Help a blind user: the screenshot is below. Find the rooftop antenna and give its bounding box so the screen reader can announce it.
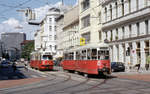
[46,0,49,5]
[62,0,64,5]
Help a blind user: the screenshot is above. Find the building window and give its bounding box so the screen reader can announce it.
[82,32,90,44]
[122,27,125,39]
[49,26,52,31]
[136,0,139,10]
[116,29,118,40]
[115,2,118,18]
[81,14,90,28]
[49,35,52,40]
[110,5,112,20]
[99,31,102,41]
[55,45,57,50]
[144,0,148,7]
[81,0,90,11]
[98,12,101,23]
[121,0,124,16]
[49,18,52,23]
[105,7,107,22]
[136,22,140,36]
[49,45,52,50]
[128,0,131,13]
[110,30,113,41]
[129,25,132,37]
[145,20,149,34]
[54,26,57,31]
[54,35,57,40]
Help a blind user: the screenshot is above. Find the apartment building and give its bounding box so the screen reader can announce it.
[63,5,80,52]
[34,30,42,51]
[1,32,26,60]
[55,15,64,58]
[102,0,150,68]
[79,0,102,46]
[38,7,63,56]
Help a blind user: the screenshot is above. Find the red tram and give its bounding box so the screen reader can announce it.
[61,45,111,76]
[30,52,54,70]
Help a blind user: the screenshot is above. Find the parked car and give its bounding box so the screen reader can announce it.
[111,62,125,72]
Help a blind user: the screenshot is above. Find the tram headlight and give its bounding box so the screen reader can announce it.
[97,61,101,66]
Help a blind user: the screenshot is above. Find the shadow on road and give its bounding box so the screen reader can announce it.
[0,66,28,81]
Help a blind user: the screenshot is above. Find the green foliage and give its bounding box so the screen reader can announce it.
[21,41,34,60]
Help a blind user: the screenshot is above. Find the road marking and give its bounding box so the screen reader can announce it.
[31,75,38,78]
[40,75,47,77]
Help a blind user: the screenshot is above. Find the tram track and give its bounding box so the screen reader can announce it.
[4,72,71,94]
[70,78,108,94]
[2,70,110,94]
[44,72,110,94]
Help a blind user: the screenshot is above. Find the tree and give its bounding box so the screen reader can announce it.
[21,41,34,60]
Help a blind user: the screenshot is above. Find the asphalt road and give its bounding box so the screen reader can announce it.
[0,63,46,80]
[0,66,150,94]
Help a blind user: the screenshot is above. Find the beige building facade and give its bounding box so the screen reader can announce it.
[79,0,102,45]
[62,5,80,52]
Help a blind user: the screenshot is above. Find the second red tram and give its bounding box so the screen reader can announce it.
[61,45,111,76]
[30,52,54,70]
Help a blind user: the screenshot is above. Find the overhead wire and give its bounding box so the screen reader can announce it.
[0,0,33,16]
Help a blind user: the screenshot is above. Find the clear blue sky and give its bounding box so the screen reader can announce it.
[0,0,77,22]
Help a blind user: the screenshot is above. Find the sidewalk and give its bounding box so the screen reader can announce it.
[112,69,150,82]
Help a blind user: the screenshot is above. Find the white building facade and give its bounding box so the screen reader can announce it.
[102,0,150,69]
[40,8,63,57]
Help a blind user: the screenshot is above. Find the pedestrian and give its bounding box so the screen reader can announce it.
[146,55,150,71]
[135,58,141,72]
[24,61,28,71]
[12,62,17,72]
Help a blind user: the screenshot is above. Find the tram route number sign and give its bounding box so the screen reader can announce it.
[80,37,85,46]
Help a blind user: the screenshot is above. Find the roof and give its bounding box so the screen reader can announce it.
[20,40,34,45]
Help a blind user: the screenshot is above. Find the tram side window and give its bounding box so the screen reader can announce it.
[87,49,91,60]
[91,49,97,60]
[69,53,74,60]
[76,52,81,60]
[81,50,86,60]
[98,50,109,60]
[105,51,109,60]
[64,54,68,60]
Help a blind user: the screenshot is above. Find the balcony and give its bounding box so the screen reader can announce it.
[103,6,150,30]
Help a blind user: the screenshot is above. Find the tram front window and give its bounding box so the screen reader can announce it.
[43,55,52,60]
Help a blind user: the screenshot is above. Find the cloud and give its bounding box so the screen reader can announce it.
[2,18,22,28]
[0,18,22,35]
[75,0,78,6]
[0,18,37,40]
[34,1,70,20]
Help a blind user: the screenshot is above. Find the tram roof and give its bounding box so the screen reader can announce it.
[66,42,109,53]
